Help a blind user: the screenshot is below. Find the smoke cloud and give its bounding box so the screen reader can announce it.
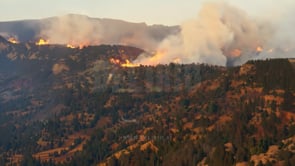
[134,2,294,66]
[36,2,295,66]
[40,15,102,47]
[39,14,177,51]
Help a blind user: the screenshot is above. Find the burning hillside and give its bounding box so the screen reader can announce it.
[132,2,295,66]
[1,3,295,67]
[109,58,140,68]
[0,15,178,52]
[8,37,19,44]
[35,38,49,45]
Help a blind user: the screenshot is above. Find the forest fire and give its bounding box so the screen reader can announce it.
[66,41,90,49]
[35,38,49,45]
[133,50,168,66]
[109,58,121,65]
[229,49,242,57]
[66,44,76,49]
[109,58,140,67]
[66,44,87,49]
[256,46,263,53]
[8,37,19,44]
[121,60,140,68]
[78,44,86,49]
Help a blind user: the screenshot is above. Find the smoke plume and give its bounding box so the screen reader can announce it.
[39,14,177,51]
[40,15,102,47]
[134,2,294,66]
[37,2,295,66]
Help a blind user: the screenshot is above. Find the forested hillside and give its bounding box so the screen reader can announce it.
[0,37,295,166]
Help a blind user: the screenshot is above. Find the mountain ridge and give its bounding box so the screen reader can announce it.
[0,14,179,49]
[0,34,295,165]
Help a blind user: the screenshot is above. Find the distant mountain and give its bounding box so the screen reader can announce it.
[0,14,179,50]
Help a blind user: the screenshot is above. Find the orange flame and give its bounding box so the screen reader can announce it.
[229,49,242,57]
[121,60,140,68]
[66,44,76,49]
[256,46,263,53]
[65,41,89,49]
[173,58,181,64]
[109,58,121,65]
[136,50,167,66]
[8,37,19,44]
[36,39,49,45]
[78,44,86,49]
[109,58,140,67]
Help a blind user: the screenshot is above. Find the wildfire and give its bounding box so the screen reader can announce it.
[229,49,242,57]
[136,50,168,66]
[109,58,140,68]
[66,44,76,49]
[256,46,263,53]
[65,41,90,49]
[121,60,140,68]
[8,37,19,44]
[173,58,181,64]
[78,44,86,49]
[109,58,121,65]
[36,39,49,45]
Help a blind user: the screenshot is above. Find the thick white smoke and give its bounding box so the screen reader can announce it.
[39,14,176,51]
[40,15,102,46]
[38,2,295,66]
[134,2,293,66]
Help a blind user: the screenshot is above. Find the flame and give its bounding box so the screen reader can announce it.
[66,41,91,49]
[173,58,181,64]
[78,44,86,49]
[256,46,263,53]
[66,44,76,49]
[109,58,121,65]
[36,39,49,45]
[229,49,242,57]
[8,37,19,44]
[109,58,140,67]
[121,60,140,68]
[136,50,167,66]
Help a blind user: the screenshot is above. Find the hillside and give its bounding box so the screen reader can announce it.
[0,14,179,50]
[0,37,295,166]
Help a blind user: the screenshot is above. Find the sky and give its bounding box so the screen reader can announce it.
[0,0,294,25]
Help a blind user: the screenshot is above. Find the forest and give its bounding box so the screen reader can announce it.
[0,38,295,165]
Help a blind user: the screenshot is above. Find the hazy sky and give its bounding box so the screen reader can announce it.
[0,0,294,25]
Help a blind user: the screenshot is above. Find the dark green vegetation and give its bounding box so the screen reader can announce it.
[0,36,295,166]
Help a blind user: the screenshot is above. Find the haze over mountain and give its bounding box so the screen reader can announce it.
[0,3,295,66]
[0,14,179,51]
[1,0,295,165]
[1,2,295,67]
